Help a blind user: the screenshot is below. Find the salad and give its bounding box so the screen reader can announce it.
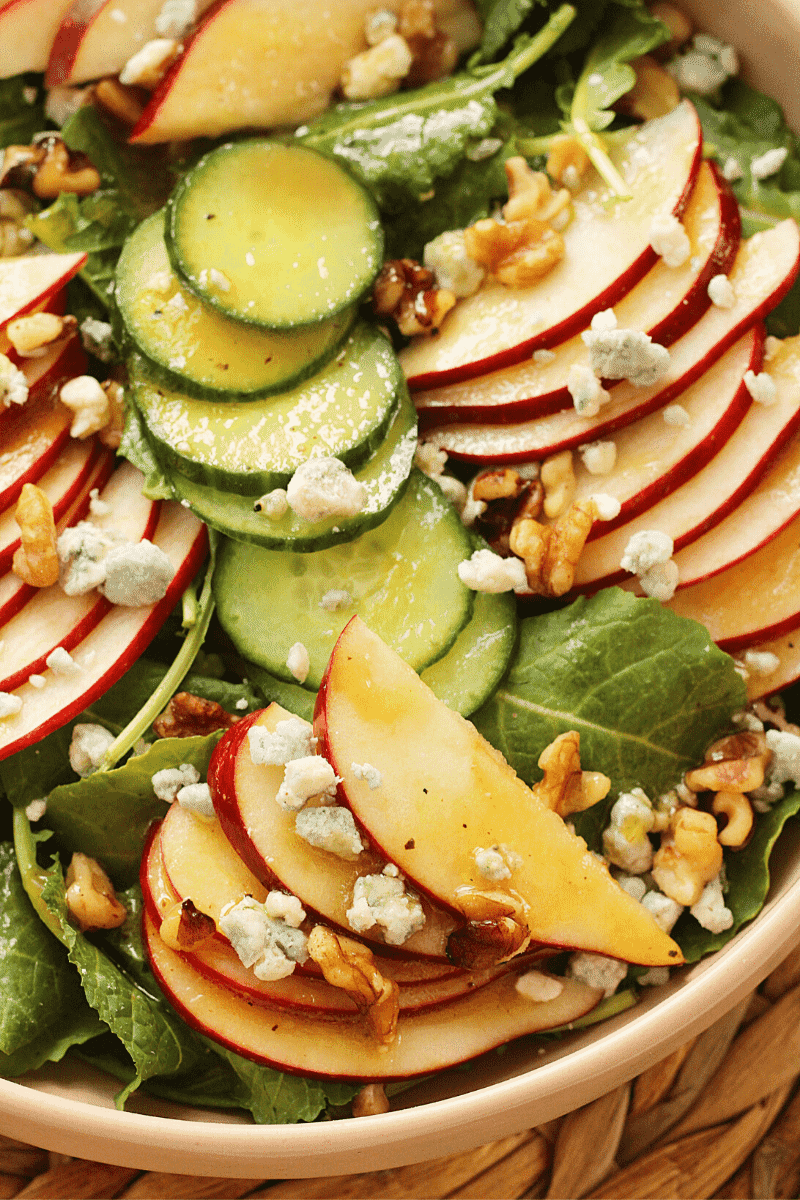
[2,0,800,1127]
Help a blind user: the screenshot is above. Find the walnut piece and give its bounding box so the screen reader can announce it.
[712,791,754,848]
[531,730,611,818]
[65,852,126,931]
[159,898,216,952]
[352,1084,390,1117]
[12,483,59,587]
[540,449,576,519]
[94,78,146,125]
[153,692,241,739]
[32,137,101,199]
[7,313,76,358]
[307,925,399,1045]
[372,258,455,336]
[546,134,590,187]
[651,807,723,906]
[98,380,126,449]
[618,55,681,121]
[684,731,772,793]
[509,497,597,597]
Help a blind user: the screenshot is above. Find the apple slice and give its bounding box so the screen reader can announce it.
[0,0,75,75]
[414,161,740,427]
[575,340,800,591]
[145,911,602,1081]
[424,218,800,463]
[565,327,759,539]
[0,333,88,513]
[0,446,114,627]
[742,632,800,702]
[208,705,459,961]
[0,495,206,760]
[317,618,683,967]
[0,253,86,329]
[398,104,702,390]
[46,0,217,86]
[130,0,482,144]
[0,462,159,693]
[665,507,800,653]
[143,820,497,1014]
[0,439,107,576]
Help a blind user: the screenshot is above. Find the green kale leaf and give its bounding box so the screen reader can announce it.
[0,74,46,148]
[0,842,104,1066]
[474,0,547,62]
[674,788,800,962]
[473,589,745,850]
[210,1046,358,1125]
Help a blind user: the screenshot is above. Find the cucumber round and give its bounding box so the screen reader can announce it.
[420,588,517,716]
[116,212,353,400]
[160,384,418,551]
[166,140,383,330]
[130,323,401,496]
[213,470,475,691]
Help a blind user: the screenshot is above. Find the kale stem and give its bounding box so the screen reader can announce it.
[13,808,66,944]
[570,115,632,200]
[502,4,577,79]
[95,535,217,774]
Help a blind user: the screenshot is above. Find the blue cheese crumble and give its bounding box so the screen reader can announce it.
[99,540,175,606]
[351,762,383,789]
[286,457,366,522]
[294,806,366,860]
[218,895,308,981]
[276,755,340,811]
[346,867,425,945]
[176,782,215,821]
[152,763,201,802]
[248,717,316,766]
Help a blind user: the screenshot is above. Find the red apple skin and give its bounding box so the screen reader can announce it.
[0,504,207,761]
[744,632,800,702]
[44,0,104,85]
[415,162,741,429]
[0,0,74,76]
[0,253,86,331]
[144,911,603,1082]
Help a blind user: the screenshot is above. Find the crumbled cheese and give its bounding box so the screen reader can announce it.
[764,336,783,362]
[533,348,556,365]
[707,274,735,308]
[473,844,512,881]
[0,693,22,719]
[732,709,766,732]
[765,729,800,786]
[235,697,249,711]
[218,896,308,981]
[295,806,366,860]
[457,548,528,593]
[744,369,778,405]
[567,364,611,417]
[351,762,383,789]
[437,474,468,509]
[423,230,485,298]
[28,674,46,689]
[590,493,622,522]
[119,38,179,88]
[286,457,366,522]
[0,354,28,407]
[590,309,618,332]
[44,84,92,126]
[254,488,289,520]
[602,788,655,873]
[152,763,200,802]
[690,874,733,933]
[98,540,175,606]
[45,647,82,677]
[751,146,789,180]
[414,441,448,478]
[176,781,215,821]
[88,488,111,517]
[319,588,352,612]
[25,799,47,822]
[79,317,115,363]
[743,649,780,675]
[615,873,648,902]
[722,156,743,181]
[649,212,691,267]
[365,9,398,44]
[276,755,340,811]
[347,870,425,945]
[57,521,123,595]
[465,137,503,162]
[60,376,110,439]
[639,967,671,986]
[69,723,114,777]
[621,530,674,576]
[663,403,691,427]
[208,267,231,292]
[148,270,172,293]
[581,327,670,388]
[154,0,196,38]
[263,891,305,927]
[286,641,310,684]
[340,33,413,101]
[567,951,628,998]
[641,890,683,932]
[579,440,616,475]
[667,49,729,95]
[515,971,564,1002]
[164,292,189,316]
[248,717,316,766]
[639,558,679,602]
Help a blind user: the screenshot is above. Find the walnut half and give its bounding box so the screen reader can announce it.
[307,926,399,1045]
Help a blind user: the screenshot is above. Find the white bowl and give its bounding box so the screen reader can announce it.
[5,0,800,1176]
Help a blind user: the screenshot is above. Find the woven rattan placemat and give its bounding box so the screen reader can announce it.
[5,940,800,1200]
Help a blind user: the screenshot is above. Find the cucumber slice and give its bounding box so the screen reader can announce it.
[420,589,517,716]
[160,385,418,552]
[130,323,401,496]
[166,140,383,330]
[213,470,475,691]
[116,212,353,400]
